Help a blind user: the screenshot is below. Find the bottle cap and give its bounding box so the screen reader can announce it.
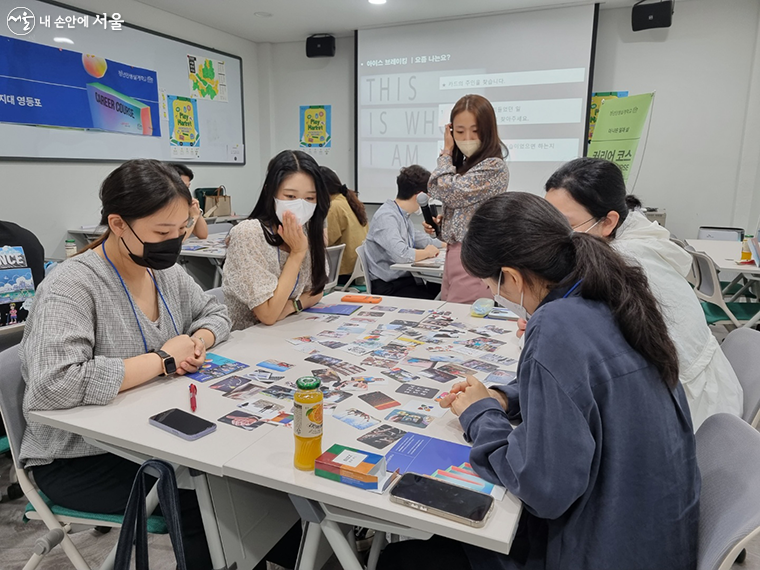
[296,376,321,390]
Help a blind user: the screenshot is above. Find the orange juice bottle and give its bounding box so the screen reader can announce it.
[742,238,752,261]
[293,376,323,470]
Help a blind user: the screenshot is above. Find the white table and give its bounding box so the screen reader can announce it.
[29,292,523,570]
[686,239,760,276]
[391,252,446,302]
[181,236,228,288]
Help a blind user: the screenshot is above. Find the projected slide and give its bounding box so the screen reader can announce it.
[0,36,160,136]
[356,5,596,203]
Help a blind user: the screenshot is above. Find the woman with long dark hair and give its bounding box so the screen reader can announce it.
[427,94,510,304]
[379,192,699,570]
[321,166,368,282]
[544,157,742,429]
[223,150,328,328]
[20,159,232,570]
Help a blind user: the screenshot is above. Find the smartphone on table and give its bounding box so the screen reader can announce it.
[389,473,494,528]
[149,408,216,441]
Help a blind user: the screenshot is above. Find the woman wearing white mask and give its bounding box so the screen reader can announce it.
[427,94,510,304]
[223,150,327,328]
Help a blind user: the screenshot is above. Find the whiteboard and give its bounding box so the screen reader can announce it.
[0,0,245,164]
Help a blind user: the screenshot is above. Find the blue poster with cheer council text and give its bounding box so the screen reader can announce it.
[0,35,160,136]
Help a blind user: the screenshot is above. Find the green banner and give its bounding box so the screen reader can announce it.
[587,93,653,182]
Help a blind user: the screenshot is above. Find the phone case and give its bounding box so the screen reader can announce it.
[148,418,217,441]
[389,493,493,528]
[341,295,383,304]
[389,475,494,528]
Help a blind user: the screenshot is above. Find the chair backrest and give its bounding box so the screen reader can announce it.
[697,413,760,570]
[325,244,346,293]
[697,227,744,241]
[206,222,233,235]
[0,345,27,470]
[355,244,371,295]
[207,287,225,304]
[721,327,760,427]
[691,251,722,302]
[670,239,699,287]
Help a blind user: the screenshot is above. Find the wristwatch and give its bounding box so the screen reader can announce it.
[293,298,304,313]
[152,349,177,376]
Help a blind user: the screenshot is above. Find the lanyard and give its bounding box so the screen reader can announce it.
[101,243,179,353]
[394,201,415,249]
[563,279,583,298]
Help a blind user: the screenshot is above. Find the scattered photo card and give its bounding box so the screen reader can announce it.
[461,359,500,373]
[418,367,458,384]
[371,346,409,362]
[398,308,425,315]
[359,391,401,410]
[337,324,366,335]
[288,336,318,345]
[320,387,353,405]
[187,354,249,382]
[333,408,381,430]
[373,306,398,312]
[349,317,378,324]
[257,359,295,373]
[396,384,439,399]
[331,361,366,376]
[262,385,297,401]
[390,319,421,328]
[359,311,385,318]
[223,384,264,402]
[455,337,506,353]
[319,340,347,350]
[485,370,517,385]
[306,354,342,367]
[451,345,487,358]
[218,410,264,431]
[381,368,421,384]
[335,376,388,392]
[237,398,284,419]
[385,409,433,429]
[481,353,518,366]
[264,411,294,427]
[312,368,343,385]
[403,357,436,369]
[434,391,450,403]
[209,375,250,394]
[400,399,448,418]
[361,355,399,369]
[318,329,350,339]
[436,363,475,378]
[305,314,341,323]
[357,425,407,450]
[430,355,464,363]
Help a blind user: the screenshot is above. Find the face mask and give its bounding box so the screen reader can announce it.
[584,219,602,234]
[122,222,182,270]
[456,139,481,158]
[493,271,531,321]
[275,198,317,226]
[413,206,422,216]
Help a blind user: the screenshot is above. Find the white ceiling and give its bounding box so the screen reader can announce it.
[135,0,642,44]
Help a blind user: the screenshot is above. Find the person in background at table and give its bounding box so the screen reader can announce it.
[364,165,442,299]
[322,166,368,284]
[170,163,209,240]
[20,159,232,570]
[223,150,328,329]
[427,94,510,304]
[379,192,699,570]
[543,157,742,430]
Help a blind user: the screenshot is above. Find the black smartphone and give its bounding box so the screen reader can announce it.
[149,408,216,440]
[389,473,494,527]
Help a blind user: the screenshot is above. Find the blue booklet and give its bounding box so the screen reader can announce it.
[305,303,361,316]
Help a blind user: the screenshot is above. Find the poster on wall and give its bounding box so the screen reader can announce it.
[588,91,628,143]
[0,36,160,136]
[587,93,653,183]
[168,95,200,159]
[188,55,228,102]
[299,105,332,156]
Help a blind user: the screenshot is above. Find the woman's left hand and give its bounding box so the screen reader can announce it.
[439,376,491,416]
[178,336,206,374]
[443,123,455,153]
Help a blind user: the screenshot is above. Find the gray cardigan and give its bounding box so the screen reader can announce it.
[20,249,231,467]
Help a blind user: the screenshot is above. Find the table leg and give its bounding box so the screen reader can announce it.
[211,259,223,288]
[366,531,387,570]
[319,519,364,570]
[721,274,744,296]
[191,471,228,570]
[295,522,322,570]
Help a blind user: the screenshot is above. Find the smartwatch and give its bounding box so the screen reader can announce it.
[293,298,304,313]
[152,349,177,376]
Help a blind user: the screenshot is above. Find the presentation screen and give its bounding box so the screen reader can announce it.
[356,4,597,203]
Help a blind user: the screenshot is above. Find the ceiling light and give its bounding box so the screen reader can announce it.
[254,11,273,17]
[53,37,74,44]
[369,0,387,4]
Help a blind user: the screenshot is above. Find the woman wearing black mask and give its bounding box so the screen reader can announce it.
[19,159,231,570]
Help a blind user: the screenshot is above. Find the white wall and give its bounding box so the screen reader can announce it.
[593,0,760,238]
[265,36,356,186]
[0,0,263,259]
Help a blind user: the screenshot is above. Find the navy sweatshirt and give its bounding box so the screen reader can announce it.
[458,286,700,570]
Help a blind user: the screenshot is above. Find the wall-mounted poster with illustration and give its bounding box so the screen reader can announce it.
[588,91,628,143]
[300,105,331,155]
[168,95,200,158]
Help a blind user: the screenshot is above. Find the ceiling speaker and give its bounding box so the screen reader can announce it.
[632,0,674,31]
[306,35,336,58]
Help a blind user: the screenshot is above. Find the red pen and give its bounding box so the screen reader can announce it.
[189,384,197,412]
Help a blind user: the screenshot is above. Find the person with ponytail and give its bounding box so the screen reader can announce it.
[379,192,699,570]
[544,157,742,430]
[321,166,368,282]
[20,159,232,570]
[223,150,328,328]
[427,94,510,304]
